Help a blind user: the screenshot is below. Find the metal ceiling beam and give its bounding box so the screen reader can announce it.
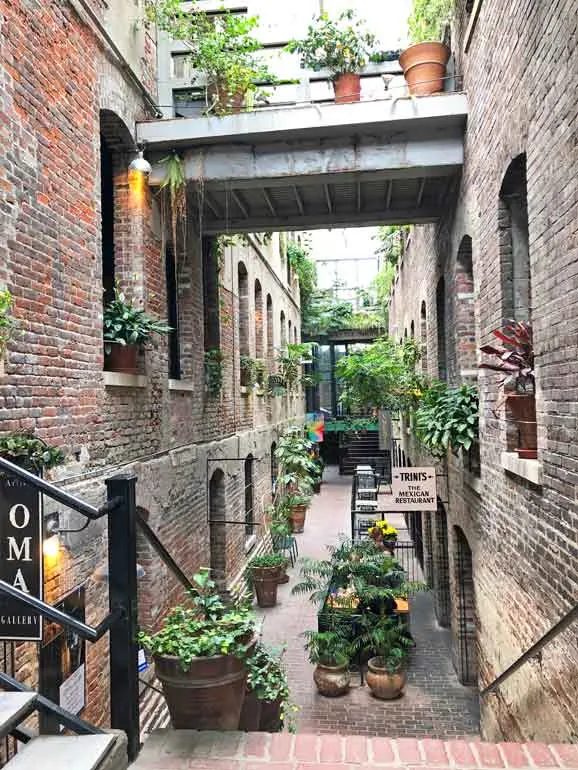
[324,184,333,213]
[293,186,304,215]
[204,193,222,219]
[385,180,393,208]
[416,178,426,208]
[262,188,277,216]
[231,190,249,218]
[356,182,362,212]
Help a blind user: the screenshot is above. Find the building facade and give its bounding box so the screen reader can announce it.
[0,0,302,736]
[388,0,578,743]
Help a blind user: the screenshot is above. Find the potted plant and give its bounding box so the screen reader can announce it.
[354,614,412,699]
[285,491,312,534]
[0,433,64,474]
[302,629,352,697]
[367,519,398,554]
[145,1,276,115]
[138,570,256,730]
[400,0,452,95]
[286,10,376,104]
[239,643,295,732]
[479,320,536,459]
[275,428,317,532]
[247,552,288,608]
[103,289,171,374]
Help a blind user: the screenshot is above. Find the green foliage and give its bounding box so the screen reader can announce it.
[408,0,454,43]
[302,290,354,337]
[287,240,317,311]
[0,433,65,471]
[249,552,288,570]
[138,570,255,669]
[336,336,424,414]
[275,427,317,493]
[0,288,15,358]
[245,643,298,732]
[286,9,376,77]
[103,289,171,346]
[374,225,409,268]
[240,356,266,390]
[415,382,479,457]
[352,614,412,673]
[204,348,224,396]
[276,343,314,392]
[302,629,352,667]
[144,0,276,115]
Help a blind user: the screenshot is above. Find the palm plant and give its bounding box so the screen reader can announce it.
[302,629,352,667]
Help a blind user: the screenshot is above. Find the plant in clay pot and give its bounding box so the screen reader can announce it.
[103,289,171,374]
[479,320,536,459]
[138,569,256,730]
[275,427,317,532]
[247,552,288,608]
[400,0,452,95]
[302,629,352,697]
[367,519,398,553]
[286,10,376,103]
[239,643,297,732]
[353,613,412,699]
[0,433,65,474]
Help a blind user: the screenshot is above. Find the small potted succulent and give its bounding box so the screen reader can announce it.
[302,629,352,697]
[479,320,536,459]
[247,552,288,608]
[400,0,452,95]
[138,570,256,730]
[286,10,376,104]
[239,643,295,732]
[354,614,412,700]
[103,289,171,374]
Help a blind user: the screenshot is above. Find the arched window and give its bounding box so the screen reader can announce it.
[499,154,530,322]
[436,277,447,380]
[452,526,477,685]
[288,319,292,345]
[238,262,249,357]
[280,310,286,347]
[410,321,415,338]
[209,469,226,591]
[266,294,274,361]
[270,442,278,496]
[244,455,254,538]
[254,279,263,359]
[455,235,476,377]
[420,301,428,373]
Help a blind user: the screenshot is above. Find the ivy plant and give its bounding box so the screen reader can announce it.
[0,288,15,359]
[408,0,454,43]
[0,433,65,471]
[276,343,314,392]
[240,356,266,390]
[204,348,224,396]
[245,643,298,732]
[414,382,479,457]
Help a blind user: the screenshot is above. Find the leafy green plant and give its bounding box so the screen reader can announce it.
[249,552,288,570]
[103,290,171,346]
[275,428,317,492]
[286,10,376,77]
[352,613,412,673]
[287,240,317,310]
[301,289,354,337]
[204,348,224,396]
[240,356,266,390]
[336,336,424,414]
[0,288,15,359]
[0,433,65,472]
[302,629,352,667]
[138,570,255,670]
[245,643,298,732]
[145,0,276,115]
[415,382,479,456]
[408,0,454,43]
[276,343,314,392]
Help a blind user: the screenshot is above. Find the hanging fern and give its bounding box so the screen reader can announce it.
[159,152,186,256]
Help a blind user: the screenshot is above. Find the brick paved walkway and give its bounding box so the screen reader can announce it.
[258,467,481,739]
[134,730,578,769]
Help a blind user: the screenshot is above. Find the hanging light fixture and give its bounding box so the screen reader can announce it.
[129,147,152,176]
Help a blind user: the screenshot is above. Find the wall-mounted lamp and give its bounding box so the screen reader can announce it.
[43,512,61,559]
[128,147,152,176]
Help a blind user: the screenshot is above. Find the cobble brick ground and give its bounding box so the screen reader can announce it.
[258,467,480,739]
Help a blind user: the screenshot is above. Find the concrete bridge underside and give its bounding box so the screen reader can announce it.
[137,93,468,233]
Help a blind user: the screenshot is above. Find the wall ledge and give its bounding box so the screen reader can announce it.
[168,379,194,392]
[103,371,147,388]
[501,451,542,485]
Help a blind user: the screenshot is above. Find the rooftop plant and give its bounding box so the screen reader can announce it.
[286,9,376,77]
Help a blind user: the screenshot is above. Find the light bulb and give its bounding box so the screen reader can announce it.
[128,149,152,175]
[43,534,60,560]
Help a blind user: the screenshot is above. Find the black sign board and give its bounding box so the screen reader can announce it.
[0,475,43,641]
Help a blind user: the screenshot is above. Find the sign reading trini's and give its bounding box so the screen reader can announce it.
[0,475,43,641]
[385,467,438,512]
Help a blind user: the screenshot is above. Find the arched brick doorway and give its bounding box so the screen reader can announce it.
[452,526,478,685]
[209,469,226,590]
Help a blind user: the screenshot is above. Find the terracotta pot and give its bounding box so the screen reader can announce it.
[104,342,138,374]
[333,73,361,103]
[154,651,248,730]
[366,657,406,700]
[252,565,282,608]
[207,82,245,114]
[289,504,307,533]
[399,42,450,96]
[259,698,283,732]
[506,393,537,458]
[313,662,350,697]
[238,689,262,731]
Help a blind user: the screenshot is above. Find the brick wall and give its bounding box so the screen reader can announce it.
[389,0,578,742]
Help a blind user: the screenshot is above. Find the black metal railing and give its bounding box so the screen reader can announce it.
[135,510,195,593]
[481,602,578,697]
[0,457,140,763]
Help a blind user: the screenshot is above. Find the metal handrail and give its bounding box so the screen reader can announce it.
[0,671,103,736]
[0,457,121,520]
[135,511,195,593]
[0,581,124,643]
[481,602,578,696]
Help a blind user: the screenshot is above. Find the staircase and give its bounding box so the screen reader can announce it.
[0,685,128,770]
[339,430,387,475]
[132,730,578,770]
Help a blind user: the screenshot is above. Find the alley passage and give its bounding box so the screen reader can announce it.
[259,467,480,739]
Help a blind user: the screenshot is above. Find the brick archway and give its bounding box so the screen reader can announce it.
[452,526,478,685]
[432,500,450,627]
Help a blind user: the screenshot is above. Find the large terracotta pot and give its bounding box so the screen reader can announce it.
[399,42,450,96]
[251,565,282,608]
[104,342,138,374]
[259,698,283,732]
[506,393,537,459]
[289,504,307,533]
[313,663,350,697]
[238,689,262,731]
[333,73,361,103]
[154,651,248,729]
[366,657,406,700]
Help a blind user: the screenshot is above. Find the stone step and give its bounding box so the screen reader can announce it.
[132,730,578,770]
[6,733,127,770]
[0,693,35,740]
